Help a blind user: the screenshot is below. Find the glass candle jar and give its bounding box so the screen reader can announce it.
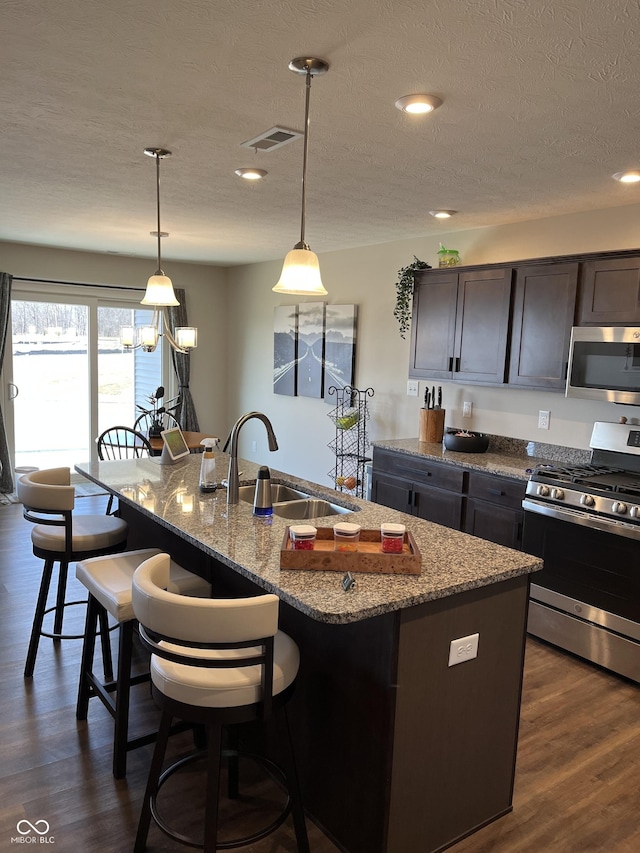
[380,522,406,554]
[289,524,317,551]
[333,522,361,552]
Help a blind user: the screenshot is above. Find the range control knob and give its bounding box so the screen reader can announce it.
[551,488,565,500]
[580,494,595,507]
[611,501,628,515]
[536,484,550,497]
[630,506,639,519]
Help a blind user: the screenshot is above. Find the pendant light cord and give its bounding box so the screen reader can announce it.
[298,66,312,249]
[155,152,163,275]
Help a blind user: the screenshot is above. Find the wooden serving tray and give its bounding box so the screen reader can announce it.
[280,527,422,575]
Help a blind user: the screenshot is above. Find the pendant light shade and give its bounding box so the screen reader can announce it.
[273,246,326,295]
[273,57,329,296]
[141,273,180,306]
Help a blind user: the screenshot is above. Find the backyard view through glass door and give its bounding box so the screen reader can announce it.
[11,298,161,470]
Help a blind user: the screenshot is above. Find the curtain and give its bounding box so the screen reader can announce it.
[167,288,200,431]
[0,272,14,493]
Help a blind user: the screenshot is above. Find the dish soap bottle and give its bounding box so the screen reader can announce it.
[199,439,217,492]
[253,466,273,516]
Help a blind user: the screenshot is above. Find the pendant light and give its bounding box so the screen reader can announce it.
[122,148,197,353]
[273,57,329,296]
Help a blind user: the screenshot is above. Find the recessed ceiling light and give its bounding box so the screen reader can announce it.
[612,170,640,183]
[395,94,442,114]
[235,167,268,180]
[429,210,457,219]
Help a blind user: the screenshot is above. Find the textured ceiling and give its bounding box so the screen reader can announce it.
[3,0,640,266]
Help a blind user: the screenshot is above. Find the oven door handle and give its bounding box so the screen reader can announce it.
[522,498,640,541]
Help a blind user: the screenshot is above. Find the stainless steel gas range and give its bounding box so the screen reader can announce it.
[522,422,640,683]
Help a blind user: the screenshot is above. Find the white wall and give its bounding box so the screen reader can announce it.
[226,203,640,486]
[0,241,229,439]
[3,199,640,489]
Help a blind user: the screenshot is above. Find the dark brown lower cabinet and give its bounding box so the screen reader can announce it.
[372,450,526,550]
[463,471,525,549]
[371,449,466,530]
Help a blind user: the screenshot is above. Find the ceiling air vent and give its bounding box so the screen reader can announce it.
[240,126,303,152]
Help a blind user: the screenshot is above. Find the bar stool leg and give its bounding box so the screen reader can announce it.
[76,594,100,720]
[113,620,135,779]
[203,724,223,853]
[24,558,55,678]
[277,706,310,853]
[134,709,174,853]
[97,607,113,681]
[53,560,69,637]
[226,725,239,799]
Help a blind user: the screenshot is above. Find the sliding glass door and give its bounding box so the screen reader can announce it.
[4,282,166,473]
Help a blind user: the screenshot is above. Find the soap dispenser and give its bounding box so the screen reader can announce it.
[253,466,273,516]
[199,439,217,492]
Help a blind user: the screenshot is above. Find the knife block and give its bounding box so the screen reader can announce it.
[419,408,445,443]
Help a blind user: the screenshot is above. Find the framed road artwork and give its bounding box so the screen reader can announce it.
[324,304,357,402]
[273,305,298,396]
[297,302,326,398]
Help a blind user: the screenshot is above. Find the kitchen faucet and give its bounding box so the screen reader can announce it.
[226,411,278,504]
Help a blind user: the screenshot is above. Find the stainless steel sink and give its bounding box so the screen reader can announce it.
[272,498,355,519]
[238,482,358,519]
[238,484,310,503]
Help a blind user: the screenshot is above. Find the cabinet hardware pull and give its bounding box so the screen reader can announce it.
[448,356,454,372]
[454,357,460,373]
[488,488,504,496]
[563,361,568,379]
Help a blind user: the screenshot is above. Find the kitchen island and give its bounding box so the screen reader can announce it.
[76,454,541,853]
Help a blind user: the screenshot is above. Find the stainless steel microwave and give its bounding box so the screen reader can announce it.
[566,326,640,405]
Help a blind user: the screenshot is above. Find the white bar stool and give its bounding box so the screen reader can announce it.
[75,547,211,778]
[17,467,128,678]
[131,552,309,853]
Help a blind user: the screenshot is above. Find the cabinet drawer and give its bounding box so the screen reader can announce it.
[374,450,466,492]
[467,472,525,510]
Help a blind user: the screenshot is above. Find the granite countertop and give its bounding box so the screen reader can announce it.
[371,436,591,480]
[75,454,541,626]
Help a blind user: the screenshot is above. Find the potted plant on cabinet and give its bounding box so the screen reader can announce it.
[393,256,431,338]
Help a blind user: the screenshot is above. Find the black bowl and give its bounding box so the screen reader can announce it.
[443,431,489,453]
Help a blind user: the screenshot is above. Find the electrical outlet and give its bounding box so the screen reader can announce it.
[538,410,550,430]
[448,633,480,667]
[462,401,472,418]
[407,380,419,397]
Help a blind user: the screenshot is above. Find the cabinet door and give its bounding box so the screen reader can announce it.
[464,499,523,549]
[409,271,458,379]
[453,268,513,384]
[508,263,578,389]
[578,257,640,324]
[371,471,413,514]
[413,483,464,529]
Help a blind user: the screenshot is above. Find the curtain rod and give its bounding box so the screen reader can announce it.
[12,276,144,292]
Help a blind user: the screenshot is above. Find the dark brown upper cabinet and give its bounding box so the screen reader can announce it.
[508,262,578,390]
[409,267,513,385]
[578,257,640,324]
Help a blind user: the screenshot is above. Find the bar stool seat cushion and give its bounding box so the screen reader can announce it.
[31,515,128,553]
[76,548,210,623]
[151,630,299,708]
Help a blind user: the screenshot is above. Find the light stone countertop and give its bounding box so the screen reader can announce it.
[371,436,590,480]
[75,453,542,625]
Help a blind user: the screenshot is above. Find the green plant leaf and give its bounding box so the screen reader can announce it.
[393,255,431,338]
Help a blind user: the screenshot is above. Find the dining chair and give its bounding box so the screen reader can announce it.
[131,552,309,853]
[96,427,153,513]
[17,467,128,678]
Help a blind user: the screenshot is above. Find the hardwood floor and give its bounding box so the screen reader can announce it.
[1,495,639,852]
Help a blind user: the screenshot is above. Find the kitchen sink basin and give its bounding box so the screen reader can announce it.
[273,498,355,519]
[238,483,310,504]
[238,482,358,519]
